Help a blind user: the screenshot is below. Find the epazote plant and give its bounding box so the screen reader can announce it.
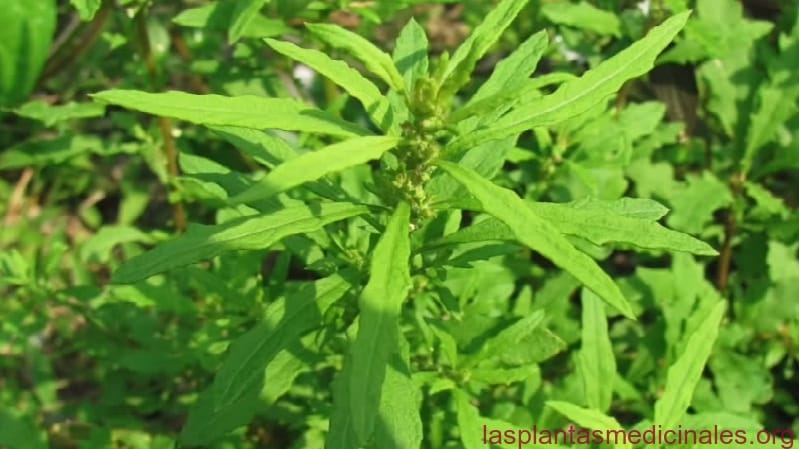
[90,1,720,447]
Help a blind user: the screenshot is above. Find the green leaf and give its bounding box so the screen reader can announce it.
[112,202,368,283]
[447,11,690,155]
[173,1,289,38]
[427,199,717,256]
[666,172,733,234]
[578,288,616,412]
[306,23,406,92]
[0,135,101,170]
[230,136,399,205]
[374,345,423,449]
[393,18,429,92]
[69,0,102,20]
[434,161,635,318]
[14,100,105,126]
[92,90,370,137]
[654,300,726,430]
[328,202,412,446]
[0,0,57,108]
[742,84,799,174]
[265,38,392,129]
[541,1,622,36]
[531,201,718,255]
[546,401,631,449]
[469,364,540,385]
[210,126,298,168]
[180,274,350,446]
[0,410,47,449]
[439,0,531,98]
[461,310,566,368]
[455,390,486,449]
[467,30,548,105]
[229,0,268,42]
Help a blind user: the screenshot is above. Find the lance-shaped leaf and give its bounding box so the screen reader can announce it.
[447,11,690,155]
[439,0,531,98]
[393,18,429,92]
[654,300,726,430]
[741,84,799,174]
[327,202,412,447]
[460,310,566,368]
[423,199,717,256]
[374,342,423,449]
[230,136,399,205]
[435,161,635,319]
[546,401,631,449]
[578,288,616,412]
[112,202,368,283]
[228,0,267,42]
[467,30,548,105]
[180,274,351,446]
[306,23,406,93]
[1,0,57,109]
[265,38,392,129]
[92,90,369,137]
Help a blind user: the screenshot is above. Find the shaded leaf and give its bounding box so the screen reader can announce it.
[180,275,350,446]
[654,300,726,430]
[327,202,412,446]
[578,288,616,412]
[231,136,399,205]
[112,202,368,283]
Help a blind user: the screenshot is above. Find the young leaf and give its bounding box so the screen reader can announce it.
[467,30,548,105]
[70,0,102,20]
[546,401,631,449]
[330,202,412,446]
[654,300,726,430]
[434,161,635,318]
[180,274,351,446]
[228,0,267,42]
[447,11,691,155]
[540,1,622,37]
[264,38,392,129]
[92,90,370,137]
[112,202,368,283]
[741,84,799,174]
[393,18,429,92]
[230,136,399,205]
[578,288,616,412]
[306,23,406,92]
[439,0,531,98]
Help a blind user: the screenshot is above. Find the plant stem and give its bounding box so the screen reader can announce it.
[38,0,113,87]
[716,172,744,291]
[134,6,187,232]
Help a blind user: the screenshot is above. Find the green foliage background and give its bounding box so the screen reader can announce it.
[0,0,797,448]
